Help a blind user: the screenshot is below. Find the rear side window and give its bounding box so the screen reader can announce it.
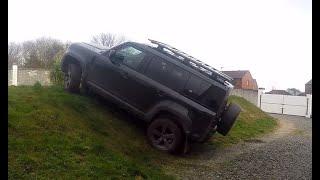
[183,74,225,112]
[145,57,189,91]
[184,75,209,99]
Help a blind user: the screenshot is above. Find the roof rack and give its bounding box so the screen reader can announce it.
[82,42,108,54]
[148,39,233,82]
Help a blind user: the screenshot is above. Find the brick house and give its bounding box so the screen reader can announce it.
[305,79,312,94]
[222,70,258,90]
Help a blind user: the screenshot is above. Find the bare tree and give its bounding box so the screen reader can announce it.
[17,37,66,69]
[65,41,72,49]
[22,40,43,68]
[34,37,65,68]
[8,42,23,68]
[91,33,127,48]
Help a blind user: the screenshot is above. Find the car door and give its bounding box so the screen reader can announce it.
[112,46,160,112]
[86,47,125,98]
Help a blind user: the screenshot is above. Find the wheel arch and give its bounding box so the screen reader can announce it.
[145,101,193,135]
[61,53,82,73]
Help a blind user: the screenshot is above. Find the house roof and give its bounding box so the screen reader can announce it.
[306,79,312,85]
[221,70,249,79]
[253,79,258,86]
[265,90,291,95]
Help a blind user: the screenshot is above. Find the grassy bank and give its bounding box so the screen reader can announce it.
[8,86,277,179]
[8,85,174,179]
[208,95,278,147]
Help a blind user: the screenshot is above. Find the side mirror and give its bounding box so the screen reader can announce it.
[108,50,124,64]
[108,49,116,58]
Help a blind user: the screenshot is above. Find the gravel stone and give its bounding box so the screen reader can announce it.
[169,114,312,180]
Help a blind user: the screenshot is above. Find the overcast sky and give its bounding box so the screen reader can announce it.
[9,0,312,92]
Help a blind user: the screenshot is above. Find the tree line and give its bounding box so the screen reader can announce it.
[8,33,127,69]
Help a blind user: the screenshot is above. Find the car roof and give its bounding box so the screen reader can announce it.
[125,41,231,89]
[127,41,232,86]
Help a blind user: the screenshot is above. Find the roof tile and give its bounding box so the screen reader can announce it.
[222,70,249,79]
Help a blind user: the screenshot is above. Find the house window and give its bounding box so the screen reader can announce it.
[246,80,249,86]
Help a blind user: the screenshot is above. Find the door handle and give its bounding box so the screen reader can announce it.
[121,71,129,79]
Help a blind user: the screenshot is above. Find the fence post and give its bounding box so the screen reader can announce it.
[12,65,18,86]
[257,88,264,108]
[306,94,312,118]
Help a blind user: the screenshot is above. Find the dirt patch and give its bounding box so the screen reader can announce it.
[244,139,265,143]
[163,116,298,179]
[262,118,296,141]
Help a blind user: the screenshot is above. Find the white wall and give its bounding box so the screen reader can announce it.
[230,89,258,106]
[8,66,51,86]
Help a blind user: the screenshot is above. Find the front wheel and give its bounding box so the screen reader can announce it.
[147,118,183,153]
[64,63,81,93]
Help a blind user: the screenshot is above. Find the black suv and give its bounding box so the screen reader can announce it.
[61,39,241,153]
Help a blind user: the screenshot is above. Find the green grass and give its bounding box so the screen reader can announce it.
[8,86,277,179]
[9,85,174,180]
[208,95,278,147]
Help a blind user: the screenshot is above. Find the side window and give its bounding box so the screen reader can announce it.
[184,75,211,99]
[198,85,225,112]
[145,57,189,91]
[184,75,202,99]
[115,46,146,70]
[184,74,223,112]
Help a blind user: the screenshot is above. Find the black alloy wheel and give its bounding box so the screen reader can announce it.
[147,118,183,153]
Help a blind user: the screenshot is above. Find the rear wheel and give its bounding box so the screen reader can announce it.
[64,63,81,93]
[147,118,183,153]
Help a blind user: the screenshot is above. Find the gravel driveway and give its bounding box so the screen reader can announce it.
[166,114,312,180]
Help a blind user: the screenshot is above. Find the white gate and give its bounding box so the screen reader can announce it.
[259,94,312,117]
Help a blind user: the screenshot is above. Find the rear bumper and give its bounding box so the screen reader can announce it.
[189,117,218,143]
[190,102,241,142]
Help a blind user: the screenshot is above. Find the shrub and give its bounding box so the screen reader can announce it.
[50,53,64,85]
[33,81,42,90]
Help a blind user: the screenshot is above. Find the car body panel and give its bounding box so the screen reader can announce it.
[61,40,238,142]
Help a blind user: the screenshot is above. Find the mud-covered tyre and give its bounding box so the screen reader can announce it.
[64,63,81,93]
[217,103,241,136]
[80,79,90,95]
[147,118,183,153]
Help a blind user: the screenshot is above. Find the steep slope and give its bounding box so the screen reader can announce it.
[8,86,277,179]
